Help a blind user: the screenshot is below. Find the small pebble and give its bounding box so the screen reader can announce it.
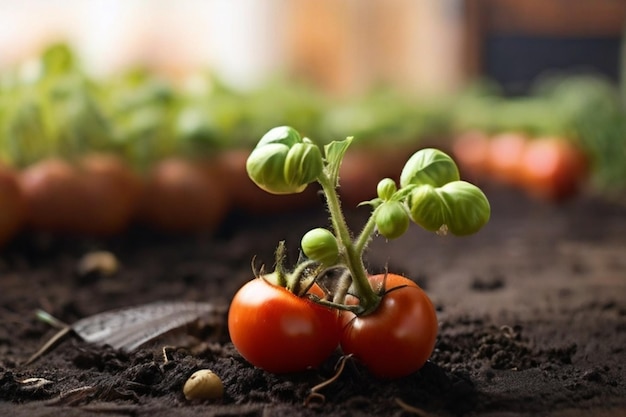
[183,369,224,401]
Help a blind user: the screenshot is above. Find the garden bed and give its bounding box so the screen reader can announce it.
[1,182,625,416]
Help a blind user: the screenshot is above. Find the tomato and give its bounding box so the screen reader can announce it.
[228,278,340,373]
[139,157,229,233]
[486,132,528,185]
[340,274,438,379]
[19,155,143,236]
[19,158,85,233]
[451,130,490,179]
[338,145,416,208]
[338,148,384,208]
[519,137,588,202]
[0,165,26,246]
[74,153,143,236]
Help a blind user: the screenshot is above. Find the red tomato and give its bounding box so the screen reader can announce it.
[340,274,438,379]
[451,130,490,179]
[19,158,86,233]
[74,153,143,236]
[0,165,26,246]
[486,132,528,185]
[228,278,340,373]
[338,148,384,208]
[139,157,229,233]
[338,145,416,208]
[519,137,588,201]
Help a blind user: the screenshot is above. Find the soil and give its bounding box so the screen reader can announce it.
[1,183,625,417]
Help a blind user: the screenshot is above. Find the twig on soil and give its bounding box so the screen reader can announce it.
[18,377,54,391]
[23,310,73,365]
[162,345,177,364]
[304,354,352,406]
[394,398,441,417]
[45,385,97,406]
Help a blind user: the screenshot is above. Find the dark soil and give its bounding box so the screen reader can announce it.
[1,183,625,416]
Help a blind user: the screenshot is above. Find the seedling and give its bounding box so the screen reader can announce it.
[229,126,490,378]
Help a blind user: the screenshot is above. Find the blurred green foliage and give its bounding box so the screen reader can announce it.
[0,43,624,195]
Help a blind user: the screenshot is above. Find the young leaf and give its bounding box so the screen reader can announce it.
[323,137,353,187]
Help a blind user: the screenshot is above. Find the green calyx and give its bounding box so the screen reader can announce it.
[246,126,323,194]
[263,241,319,296]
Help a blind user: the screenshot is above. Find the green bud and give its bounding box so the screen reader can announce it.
[246,126,323,194]
[407,185,448,233]
[375,201,410,239]
[284,140,324,189]
[376,178,397,201]
[400,148,460,188]
[408,181,490,236]
[301,228,340,267]
[257,125,302,147]
[438,181,490,236]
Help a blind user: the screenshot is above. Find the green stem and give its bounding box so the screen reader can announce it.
[354,206,380,255]
[317,174,380,313]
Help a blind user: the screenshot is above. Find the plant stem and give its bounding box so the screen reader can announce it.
[317,175,380,313]
[354,207,379,255]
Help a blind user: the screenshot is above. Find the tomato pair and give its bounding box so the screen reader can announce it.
[228,273,438,379]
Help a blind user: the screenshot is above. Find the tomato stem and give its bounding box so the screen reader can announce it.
[317,174,380,313]
[354,206,380,256]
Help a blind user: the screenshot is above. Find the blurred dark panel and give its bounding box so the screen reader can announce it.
[484,35,621,95]
[463,0,626,95]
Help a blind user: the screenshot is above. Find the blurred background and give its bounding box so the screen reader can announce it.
[0,0,625,240]
[2,0,623,95]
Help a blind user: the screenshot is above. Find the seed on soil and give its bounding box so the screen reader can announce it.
[76,250,120,277]
[183,369,224,401]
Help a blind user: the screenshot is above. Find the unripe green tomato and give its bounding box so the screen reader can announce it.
[407,185,448,233]
[301,228,339,267]
[376,178,397,201]
[400,148,460,188]
[438,181,490,236]
[375,201,410,239]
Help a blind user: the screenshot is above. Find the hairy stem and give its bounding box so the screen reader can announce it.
[317,174,380,312]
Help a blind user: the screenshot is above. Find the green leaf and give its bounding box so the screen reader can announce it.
[323,136,353,187]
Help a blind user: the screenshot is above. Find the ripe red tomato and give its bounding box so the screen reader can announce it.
[519,137,588,202]
[337,145,414,208]
[451,130,491,179]
[486,132,528,185]
[340,274,438,379]
[228,278,340,373]
[75,153,143,236]
[138,157,229,233]
[19,158,86,233]
[0,165,26,246]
